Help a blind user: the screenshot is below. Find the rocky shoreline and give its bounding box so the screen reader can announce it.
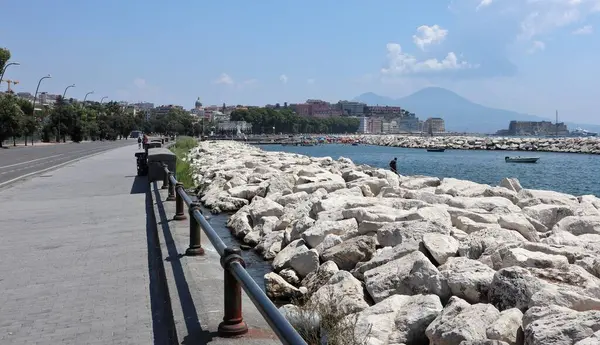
[187,140,600,345]
[350,135,600,155]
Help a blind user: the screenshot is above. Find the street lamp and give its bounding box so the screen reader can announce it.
[0,62,20,85]
[100,96,108,104]
[31,74,52,146]
[83,91,94,106]
[59,84,75,142]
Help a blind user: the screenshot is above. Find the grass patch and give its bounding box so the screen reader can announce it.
[169,136,198,188]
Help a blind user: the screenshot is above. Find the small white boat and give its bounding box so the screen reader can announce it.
[505,156,540,163]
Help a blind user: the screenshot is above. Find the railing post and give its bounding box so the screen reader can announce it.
[185,202,204,256]
[161,165,169,189]
[166,170,176,201]
[218,247,248,337]
[174,182,187,220]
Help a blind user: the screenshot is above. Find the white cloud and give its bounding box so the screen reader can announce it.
[476,0,493,11]
[133,78,147,88]
[413,25,448,50]
[307,79,315,84]
[381,43,476,75]
[528,40,546,54]
[573,24,593,34]
[214,73,234,85]
[279,74,288,84]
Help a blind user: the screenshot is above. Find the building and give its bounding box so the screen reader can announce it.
[366,105,402,116]
[337,101,366,116]
[153,104,184,117]
[292,99,342,118]
[217,121,252,134]
[424,117,446,134]
[358,117,383,134]
[505,121,568,136]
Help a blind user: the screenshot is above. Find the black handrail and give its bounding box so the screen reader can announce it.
[163,166,307,345]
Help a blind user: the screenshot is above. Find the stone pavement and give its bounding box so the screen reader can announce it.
[0,144,168,344]
[150,182,282,345]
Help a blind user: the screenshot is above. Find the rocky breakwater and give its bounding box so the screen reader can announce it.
[356,135,600,154]
[187,140,600,345]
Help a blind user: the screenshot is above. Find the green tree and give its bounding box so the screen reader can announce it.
[0,95,23,147]
[0,47,10,74]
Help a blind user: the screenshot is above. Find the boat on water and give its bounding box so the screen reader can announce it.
[427,148,445,152]
[352,142,359,146]
[505,156,540,163]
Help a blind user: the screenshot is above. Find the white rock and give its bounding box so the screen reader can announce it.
[498,213,540,242]
[302,218,359,248]
[377,220,451,247]
[553,216,600,236]
[247,196,284,225]
[439,257,496,304]
[265,272,305,301]
[364,251,451,303]
[499,177,523,193]
[425,296,501,345]
[485,308,524,345]
[321,235,377,271]
[522,305,600,345]
[309,271,369,318]
[272,239,307,272]
[351,294,443,345]
[523,204,574,230]
[289,248,320,278]
[423,233,459,265]
[436,177,489,197]
[301,260,339,295]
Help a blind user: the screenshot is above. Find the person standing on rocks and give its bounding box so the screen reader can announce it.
[389,157,398,174]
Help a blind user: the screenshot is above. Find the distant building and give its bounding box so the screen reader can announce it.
[217,120,252,134]
[505,121,568,136]
[358,117,383,134]
[424,117,445,134]
[366,105,402,116]
[292,99,342,118]
[154,104,184,117]
[337,101,366,116]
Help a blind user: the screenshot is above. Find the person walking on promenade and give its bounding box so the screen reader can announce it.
[389,157,398,175]
[142,134,148,149]
[137,136,142,149]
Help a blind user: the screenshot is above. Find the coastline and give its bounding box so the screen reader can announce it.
[345,134,600,155]
[186,140,600,345]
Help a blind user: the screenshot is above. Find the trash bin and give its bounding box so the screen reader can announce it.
[147,148,177,183]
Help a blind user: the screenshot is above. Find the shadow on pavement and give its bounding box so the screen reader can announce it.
[153,183,214,344]
[131,176,148,194]
[145,182,178,345]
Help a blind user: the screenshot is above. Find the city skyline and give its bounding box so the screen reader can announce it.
[2,0,600,124]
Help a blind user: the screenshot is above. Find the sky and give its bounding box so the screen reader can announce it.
[2,0,600,124]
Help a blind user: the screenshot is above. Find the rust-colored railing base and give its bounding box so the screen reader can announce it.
[185,246,205,256]
[218,319,249,337]
[173,213,187,221]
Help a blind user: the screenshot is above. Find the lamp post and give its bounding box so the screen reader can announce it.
[59,84,75,143]
[83,91,94,106]
[0,62,20,85]
[100,96,107,104]
[31,74,52,146]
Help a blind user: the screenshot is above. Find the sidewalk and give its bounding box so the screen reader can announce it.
[0,145,167,344]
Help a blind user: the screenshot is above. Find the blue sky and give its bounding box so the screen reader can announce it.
[2,0,600,123]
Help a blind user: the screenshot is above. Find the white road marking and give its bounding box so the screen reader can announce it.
[0,148,118,189]
[0,154,65,169]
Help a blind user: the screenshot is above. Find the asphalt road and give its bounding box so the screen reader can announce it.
[0,140,138,188]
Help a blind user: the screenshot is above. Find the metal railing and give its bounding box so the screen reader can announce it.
[161,165,307,345]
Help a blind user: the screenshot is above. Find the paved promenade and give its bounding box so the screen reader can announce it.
[0,144,164,344]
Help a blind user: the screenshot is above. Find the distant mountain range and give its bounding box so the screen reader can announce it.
[353,87,600,134]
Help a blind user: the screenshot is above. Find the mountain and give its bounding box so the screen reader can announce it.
[353,87,600,134]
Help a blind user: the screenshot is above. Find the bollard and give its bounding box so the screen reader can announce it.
[218,247,248,337]
[185,202,204,256]
[161,165,169,189]
[173,183,187,220]
[166,170,176,201]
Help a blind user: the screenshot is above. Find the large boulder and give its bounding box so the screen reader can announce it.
[321,235,377,271]
[425,296,501,345]
[350,294,443,345]
[309,271,369,318]
[364,251,451,303]
[522,305,600,345]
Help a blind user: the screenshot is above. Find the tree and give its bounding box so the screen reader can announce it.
[0,95,23,147]
[0,47,10,74]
